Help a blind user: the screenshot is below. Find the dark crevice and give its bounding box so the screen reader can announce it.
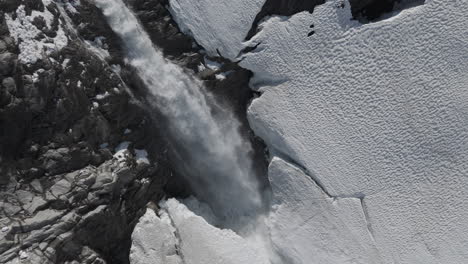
[245,0,425,43]
[239,42,262,56]
[270,148,334,198]
[359,197,376,241]
[349,0,425,23]
[245,0,326,40]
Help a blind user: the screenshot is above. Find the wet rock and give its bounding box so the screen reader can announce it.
[126,0,195,58]
[2,77,16,95]
[0,40,7,53]
[0,52,15,76]
[0,88,12,107]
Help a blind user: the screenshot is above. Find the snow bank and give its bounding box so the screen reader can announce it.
[130,208,182,264]
[168,0,266,60]
[240,0,468,262]
[161,198,270,264]
[131,199,271,264]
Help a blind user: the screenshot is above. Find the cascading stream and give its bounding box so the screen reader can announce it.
[94,0,264,230]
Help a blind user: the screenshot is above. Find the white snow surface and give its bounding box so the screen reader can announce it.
[239,0,468,263]
[130,208,182,264]
[169,0,468,263]
[131,199,272,264]
[168,0,266,60]
[163,198,270,264]
[267,157,381,264]
[5,2,68,64]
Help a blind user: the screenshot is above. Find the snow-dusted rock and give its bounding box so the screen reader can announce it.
[0,0,167,263]
[169,0,266,60]
[5,2,68,64]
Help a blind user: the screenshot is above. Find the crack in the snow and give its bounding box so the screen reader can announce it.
[158,207,187,264]
[271,150,336,198]
[359,197,376,242]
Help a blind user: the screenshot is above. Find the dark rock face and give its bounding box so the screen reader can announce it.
[246,0,326,40]
[349,0,425,22]
[126,0,195,60]
[246,0,426,40]
[0,0,173,263]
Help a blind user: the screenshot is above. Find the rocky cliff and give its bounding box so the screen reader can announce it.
[0,0,261,263]
[3,0,463,264]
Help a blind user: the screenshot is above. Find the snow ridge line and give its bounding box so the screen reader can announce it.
[158,207,187,264]
[359,197,376,242]
[271,151,336,198]
[275,152,379,249]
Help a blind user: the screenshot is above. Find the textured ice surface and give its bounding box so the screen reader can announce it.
[168,0,266,60]
[130,208,182,264]
[240,0,468,262]
[169,0,468,262]
[267,157,381,263]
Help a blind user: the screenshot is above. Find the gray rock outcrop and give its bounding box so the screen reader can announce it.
[0,0,172,263]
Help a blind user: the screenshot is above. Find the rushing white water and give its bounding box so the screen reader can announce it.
[94,0,263,227]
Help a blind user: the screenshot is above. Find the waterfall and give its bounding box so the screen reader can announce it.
[94,0,263,228]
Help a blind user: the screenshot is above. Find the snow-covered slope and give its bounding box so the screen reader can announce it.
[168,0,265,60]
[267,157,381,264]
[132,199,271,264]
[241,1,468,262]
[130,208,182,264]
[169,0,468,263]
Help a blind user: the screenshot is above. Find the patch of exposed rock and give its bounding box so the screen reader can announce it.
[0,0,173,263]
[349,0,425,22]
[246,0,326,40]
